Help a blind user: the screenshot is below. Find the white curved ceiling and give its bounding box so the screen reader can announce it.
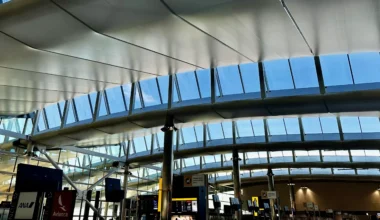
[0,0,379,115]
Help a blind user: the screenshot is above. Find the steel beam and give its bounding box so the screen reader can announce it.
[0,128,27,140]
[87,168,121,191]
[60,146,121,162]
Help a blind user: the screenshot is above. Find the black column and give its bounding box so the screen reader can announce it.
[83,190,92,220]
[160,115,175,220]
[267,168,275,220]
[232,149,242,220]
[93,191,100,220]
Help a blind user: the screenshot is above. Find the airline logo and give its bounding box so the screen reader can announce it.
[15,192,38,219]
[18,202,35,208]
[50,191,76,220]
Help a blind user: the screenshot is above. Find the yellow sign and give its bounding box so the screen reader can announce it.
[158,178,162,212]
[172,198,197,201]
[252,196,259,216]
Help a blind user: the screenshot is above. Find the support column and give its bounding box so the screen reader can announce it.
[26,142,34,164]
[160,115,175,220]
[121,164,129,220]
[289,182,296,218]
[267,168,275,220]
[232,149,242,220]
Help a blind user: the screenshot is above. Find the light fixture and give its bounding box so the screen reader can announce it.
[301,186,308,189]
[287,183,295,186]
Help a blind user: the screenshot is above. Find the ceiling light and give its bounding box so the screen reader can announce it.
[287,183,295,186]
[301,186,308,189]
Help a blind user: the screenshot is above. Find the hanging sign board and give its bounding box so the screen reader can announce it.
[45,191,77,220]
[267,191,277,199]
[14,192,40,220]
[184,175,205,187]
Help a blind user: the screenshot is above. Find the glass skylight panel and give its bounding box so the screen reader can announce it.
[239,63,260,93]
[176,71,200,101]
[23,118,33,135]
[196,69,211,98]
[311,168,331,175]
[349,52,380,84]
[223,153,232,162]
[221,121,232,138]
[272,168,289,175]
[320,54,353,86]
[290,168,309,175]
[58,101,65,117]
[44,104,61,129]
[365,150,380,156]
[37,113,47,131]
[267,118,286,135]
[73,94,92,121]
[340,117,361,133]
[357,169,380,175]
[215,155,222,162]
[302,117,322,134]
[194,125,203,143]
[157,76,169,104]
[333,168,355,175]
[204,155,216,164]
[320,117,339,133]
[252,119,265,136]
[183,157,196,167]
[289,56,319,88]
[217,65,244,95]
[105,86,126,114]
[139,78,162,107]
[134,84,143,109]
[251,169,267,176]
[133,137,148,153]
[181,127,197,144]
[172,78,180,103]
[358,117,380,133]
[99,93,108,116]
[350,149,365,156]
[264,59,294,90]
[236,120,254,137]
[207,123,224,140]
[122,84,132,109]
[284,118,300,134]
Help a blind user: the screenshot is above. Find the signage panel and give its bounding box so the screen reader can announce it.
[267,191,277,199]
[14,192,38,219]
[50,191,76,220]
[191,175,205,187]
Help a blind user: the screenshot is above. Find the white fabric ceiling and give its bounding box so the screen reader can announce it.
[0,0,379,115]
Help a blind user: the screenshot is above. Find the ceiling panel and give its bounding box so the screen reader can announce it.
[285,0,380,55]
[164,0,312,61]
[0,67,116,94]
[0,100,47,115]
[0,0,197,75]
[0,85,79,103]
[53,0,250,68]
[0,32,151,84]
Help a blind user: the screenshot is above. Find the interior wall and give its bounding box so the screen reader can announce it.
[241,181,380,211]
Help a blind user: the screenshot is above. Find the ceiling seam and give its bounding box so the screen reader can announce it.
[160,0,255,64]
[0,65,121,86]
[0,84,87,94]
[279,0,314,55]
[0,31,160,77]
[50,0,205,70]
